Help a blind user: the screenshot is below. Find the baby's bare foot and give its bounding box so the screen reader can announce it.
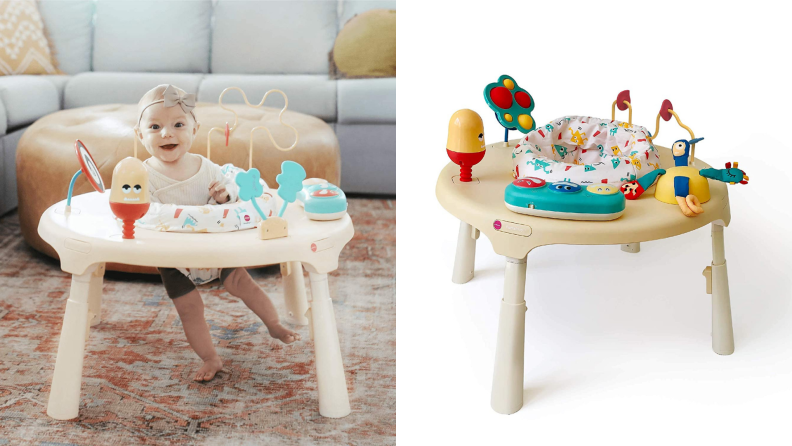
[268,323,301,344]
[194,356,223,382]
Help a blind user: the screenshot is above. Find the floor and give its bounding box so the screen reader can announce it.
[0,197,395,445]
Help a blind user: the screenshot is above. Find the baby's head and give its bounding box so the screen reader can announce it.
[135,84,200,164]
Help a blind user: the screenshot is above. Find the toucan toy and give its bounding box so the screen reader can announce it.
[620,138,749,217]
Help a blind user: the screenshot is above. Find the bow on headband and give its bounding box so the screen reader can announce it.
[163,85,196,114]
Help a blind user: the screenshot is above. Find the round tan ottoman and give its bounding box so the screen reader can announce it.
[16,103,341,274]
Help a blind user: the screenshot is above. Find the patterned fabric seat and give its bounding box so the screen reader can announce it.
[512,116,661,185]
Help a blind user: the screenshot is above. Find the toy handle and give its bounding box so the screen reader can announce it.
[611,90,632,125]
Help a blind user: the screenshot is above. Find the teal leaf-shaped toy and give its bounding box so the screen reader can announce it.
[235,168,267,220]
[276,161,307,217]
[483,75,536,134]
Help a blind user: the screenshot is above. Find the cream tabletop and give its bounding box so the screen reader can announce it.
[39,191,354,276]
[436,141,731,259]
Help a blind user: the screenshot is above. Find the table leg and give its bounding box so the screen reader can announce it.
[621,243,640,253]
[491,256,528,415]
[711,223,735,355]
[452,221,478,284]
[87,263,105,327]
[307,272,351,418]
[281,262,309,326]
[47,264,98,420]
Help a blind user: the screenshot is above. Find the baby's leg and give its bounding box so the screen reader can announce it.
[159,267,223,382]
[222,268,300,344]
[172,290,224,381]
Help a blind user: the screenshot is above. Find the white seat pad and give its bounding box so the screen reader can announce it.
[512,116,661,185]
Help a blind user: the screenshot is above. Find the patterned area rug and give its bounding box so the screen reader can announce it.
[0,198,395,445]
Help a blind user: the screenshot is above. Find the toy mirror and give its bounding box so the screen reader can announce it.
[75,140,105,193]
[66,140,105,212]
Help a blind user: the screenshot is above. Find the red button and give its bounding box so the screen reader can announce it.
[513,177,546,188]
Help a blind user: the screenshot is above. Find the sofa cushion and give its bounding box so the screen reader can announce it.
[337,78,395,124]
[0,97,6,136]
[198,75,337,123]
[38,0,94,74]
[93,0,211,73]
[212,0,337,74]
[335,124,395,194]
[0,75,59,129]
[64,73,203,109]
[339,0,397,26]
[42,74,70,108]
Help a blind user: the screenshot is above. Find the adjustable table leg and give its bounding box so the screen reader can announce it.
[47,264,98,420]
[452,221,478,284]
[307,272,351,418]
[281,261,309,326]
[87,263,105,327]
[711,223,735,355]
[621,243,640,253]
[491,256,528,414]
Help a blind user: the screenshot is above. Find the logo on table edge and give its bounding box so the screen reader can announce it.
[493,220,502,230]
[311,243,317,252]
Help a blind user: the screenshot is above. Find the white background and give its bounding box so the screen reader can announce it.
[396,1,791,444]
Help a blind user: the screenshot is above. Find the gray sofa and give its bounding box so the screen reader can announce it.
[0,0,396,216]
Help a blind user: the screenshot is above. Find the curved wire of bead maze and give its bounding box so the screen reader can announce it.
[206,87,300,169]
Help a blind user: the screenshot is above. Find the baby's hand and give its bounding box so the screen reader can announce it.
[209,180,230,204]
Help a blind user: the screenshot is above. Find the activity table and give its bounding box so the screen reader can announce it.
[436,142,734,415]
[39,191,354,420]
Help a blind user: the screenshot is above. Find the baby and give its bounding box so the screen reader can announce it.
[135,84,300,382]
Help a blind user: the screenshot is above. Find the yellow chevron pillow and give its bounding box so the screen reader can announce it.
[0,0,60,75]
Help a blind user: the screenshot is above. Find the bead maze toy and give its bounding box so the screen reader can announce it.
[620,100,749,217]
[436,77,749,415]
[41,87,355,421]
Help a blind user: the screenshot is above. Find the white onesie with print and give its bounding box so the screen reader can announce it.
[144,154,239,284]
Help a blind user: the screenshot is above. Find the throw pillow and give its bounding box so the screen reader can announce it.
[329,9,395,79]
[0,0,60,75]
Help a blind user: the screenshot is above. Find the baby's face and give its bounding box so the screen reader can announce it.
[138,103,199,164]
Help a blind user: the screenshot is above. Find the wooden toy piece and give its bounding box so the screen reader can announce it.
[109,157,150,239]
[483,75,536,145]
[446,109,486,182]
[258,216,288,239]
